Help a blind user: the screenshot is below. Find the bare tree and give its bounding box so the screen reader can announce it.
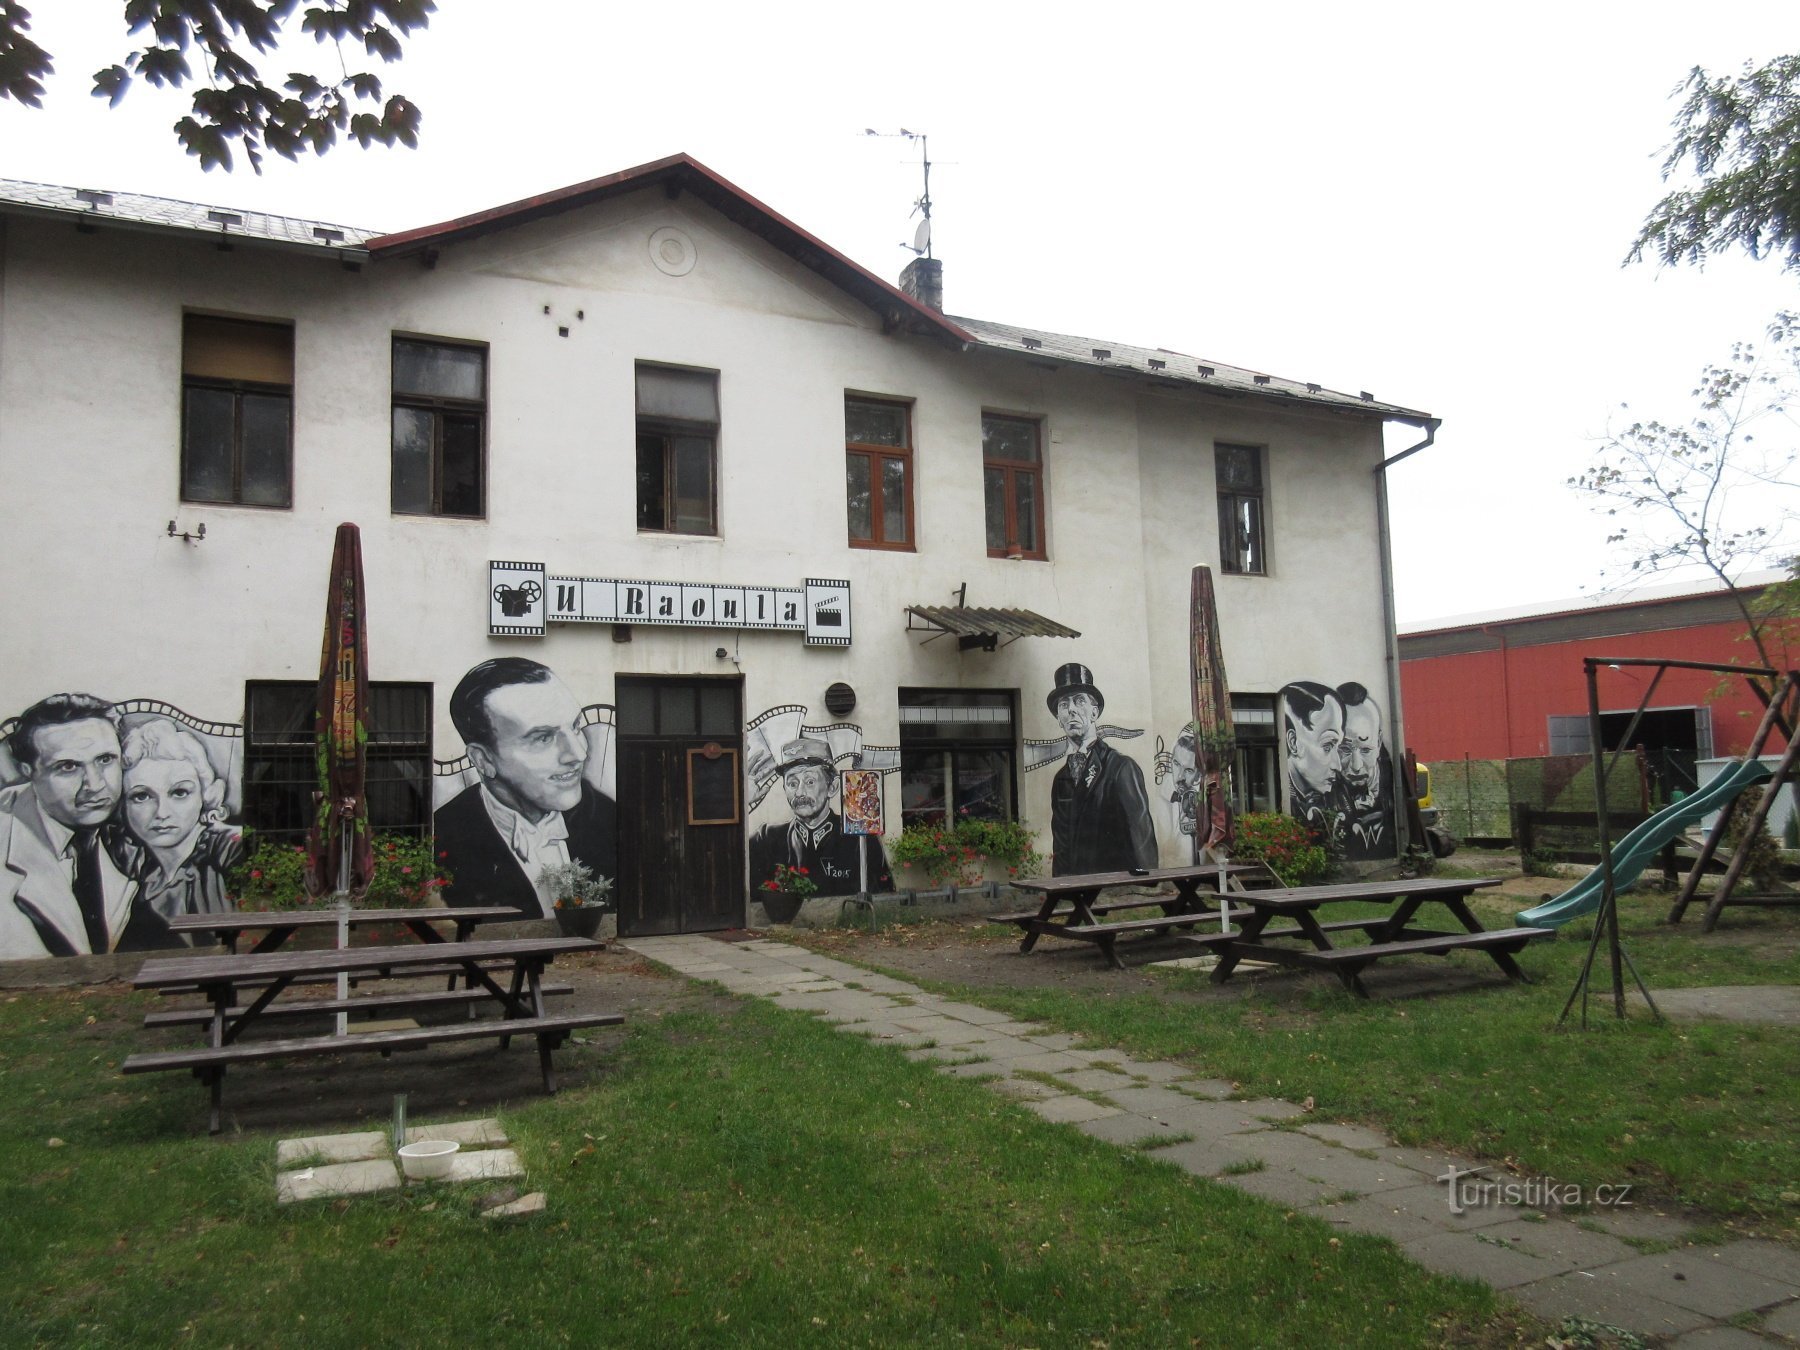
[1571,314,1800,671]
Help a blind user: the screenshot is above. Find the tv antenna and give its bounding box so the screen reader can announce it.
[864,128,932,259]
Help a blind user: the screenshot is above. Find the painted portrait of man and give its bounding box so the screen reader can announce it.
[1279,680,1344,846]
[434,658,617,917]
[1047,663,1158,875]
[1333,681,1395,860]
[0,694,145,957]
[747,737,893,919]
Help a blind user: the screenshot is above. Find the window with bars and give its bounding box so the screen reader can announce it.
[845,396,914,549]
[636,363,719,535]
[898,688,1018,827]
[981,413,1046,559]
[181,314,293,508]
[391,337,486,518]
[242,682,432,842]
[1216,442,1267,575]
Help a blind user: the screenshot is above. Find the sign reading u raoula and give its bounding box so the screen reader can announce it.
[488,562,851,647]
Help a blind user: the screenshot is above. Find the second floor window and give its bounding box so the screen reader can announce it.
[181,314,293,508]
[636,363,719,534]
[1217,442,1266,574]
[846,396,913,549]
[392,337,486,518]
[982,413,1046,559]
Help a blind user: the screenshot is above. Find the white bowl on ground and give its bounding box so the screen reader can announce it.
[397,1139,460,1180]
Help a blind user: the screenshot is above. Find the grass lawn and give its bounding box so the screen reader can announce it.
[0,982,1538,1348]
[803,874,1800,1245]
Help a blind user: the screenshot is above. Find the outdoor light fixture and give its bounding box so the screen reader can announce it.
[166,520,206,543]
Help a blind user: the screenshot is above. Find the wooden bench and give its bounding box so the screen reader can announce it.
[142,981,574,1028]
[1210,878,1554,997]
[165,905,526,954]
[131,936,610,1132]
[1050,916,1245,969]
[1006,863,1265,968]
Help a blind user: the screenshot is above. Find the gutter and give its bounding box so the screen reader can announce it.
[1373,417,1442,850]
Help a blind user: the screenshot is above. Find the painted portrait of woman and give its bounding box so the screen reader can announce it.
[120,716,243,930]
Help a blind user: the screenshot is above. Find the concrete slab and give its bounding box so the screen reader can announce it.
[482,1191,547,1220]
[1229,1097,1309,1122]
[1400,1229,1574,1290]
[1704,1241,1800,1289]
[1575,1205,1698,1244]
[986,1077,1062,1101]
[1508,1271,1712,1340]
[439,1148,526,1184]
[1099,1085,1209,1116]
[404,1118,509,1148]
[1296,1122,1392,1151]
[1144,1136,1267,1179]
[276,1130,388,1167]
[1628,985,1800,1026]
[277,1159,400,1204]
[1762,1299,1800,1338]
[1074,1113,1187,1148]
[1117,1061,1197,1084]
[1585,1250,1800,1319]
[1478,1218,1638,1271]
[1024,1095,1121,1125]
[1228,1132,1422,1195]
[1365,1181,1534,1231]
[1056,1067,1137,1092]
[1218,1165,1346,1209]
[1311,1193,1450,1244]
[1172,1079,1236,1101]
[1005,1051,1099,1075]
[1665,1326,1787,1348]
[933,1061,1007,1081]
[1023,1032,1081,1051]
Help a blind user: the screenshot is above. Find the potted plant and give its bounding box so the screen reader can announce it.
[537,860,613,938]
[758,862,818,924]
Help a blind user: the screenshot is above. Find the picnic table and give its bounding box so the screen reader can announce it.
[999,863,1267,970]
[164,905,524,954]
[126,936,621,1133]
[1208,876,1553,997]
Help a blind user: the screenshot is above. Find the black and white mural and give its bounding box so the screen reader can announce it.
[431,658,618,919]
[743,705,896,921]
[0,694,245,959]
[1279,679,1395,861]
[1029,663,1158,875]
[1153,724,1203,864]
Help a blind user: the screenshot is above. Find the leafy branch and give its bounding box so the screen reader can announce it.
[0,1,434,172]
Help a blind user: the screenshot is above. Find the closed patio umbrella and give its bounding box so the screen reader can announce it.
[304,523,375,901]
[1189,565,1235,859]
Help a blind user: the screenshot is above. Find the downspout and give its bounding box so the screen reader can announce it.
[1375,417,1441,853]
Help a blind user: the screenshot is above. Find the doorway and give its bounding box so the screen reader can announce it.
[614,676,745,936]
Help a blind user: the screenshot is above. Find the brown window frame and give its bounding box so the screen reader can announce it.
[391,336,487,519]
[686,746,742,825]
[635,363,720,536]
[180,314,294,509]
[845,396,915,550]
[981,412,1047,560]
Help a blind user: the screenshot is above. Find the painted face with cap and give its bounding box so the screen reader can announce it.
[782,764,833,829]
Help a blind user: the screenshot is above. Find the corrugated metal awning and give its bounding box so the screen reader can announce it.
[906,605,1081,650]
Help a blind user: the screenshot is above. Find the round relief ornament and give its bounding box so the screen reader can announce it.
[649,226,696,277]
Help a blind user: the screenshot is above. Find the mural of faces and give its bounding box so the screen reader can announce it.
[1,695,241,959]
[746,731,894,916]
[1278,680,1395,861]
[464,673,589,820]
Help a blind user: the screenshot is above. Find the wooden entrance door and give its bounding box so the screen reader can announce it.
[615,677,744,936]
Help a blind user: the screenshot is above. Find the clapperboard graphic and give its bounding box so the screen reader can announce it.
[804,579,852,647]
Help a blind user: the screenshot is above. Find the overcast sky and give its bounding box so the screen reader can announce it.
[3,2,1794,624]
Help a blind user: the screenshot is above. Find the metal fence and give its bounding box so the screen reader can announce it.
[1428,751,1648,843]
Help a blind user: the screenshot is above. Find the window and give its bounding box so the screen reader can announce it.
[636,363,719,534]
[981,413,1046,559]
[392,337,485,517]
[181,314,293,507]
[1216,443,1266,574]
[1230,694,1279,815]
[846,396,913,548]
[243,682,432,842]
[899,689,1018,826]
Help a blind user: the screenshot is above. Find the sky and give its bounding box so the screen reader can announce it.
[3,2,1795,625]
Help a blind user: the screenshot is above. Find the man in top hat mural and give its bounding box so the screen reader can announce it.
[1047,664,1158,875]
[748,736,893,918]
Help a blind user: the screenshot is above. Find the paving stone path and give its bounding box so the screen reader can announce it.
[626,933,1800,1346]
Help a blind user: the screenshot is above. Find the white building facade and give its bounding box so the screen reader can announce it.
[0,155,1435,959]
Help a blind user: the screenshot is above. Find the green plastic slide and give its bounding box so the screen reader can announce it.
[1514,758,1775,928]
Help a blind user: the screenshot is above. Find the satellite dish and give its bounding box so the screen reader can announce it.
[912,217,931,254]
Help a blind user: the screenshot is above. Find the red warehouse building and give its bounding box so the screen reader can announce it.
[1399,573,1793,798]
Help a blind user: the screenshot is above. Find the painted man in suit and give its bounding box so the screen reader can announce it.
[1333,681,1394,860]
[0,693,142,958]
[747,737,892,919]
[434,658,616,917]
[1048,664,1158,875]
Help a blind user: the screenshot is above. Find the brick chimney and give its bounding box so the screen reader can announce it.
[899,257,943,311]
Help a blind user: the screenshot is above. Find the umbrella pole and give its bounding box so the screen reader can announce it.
[335,815,351,1039]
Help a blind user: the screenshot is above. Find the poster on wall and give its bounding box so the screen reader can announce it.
[1,694,245,959]
[841,769,883,837]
